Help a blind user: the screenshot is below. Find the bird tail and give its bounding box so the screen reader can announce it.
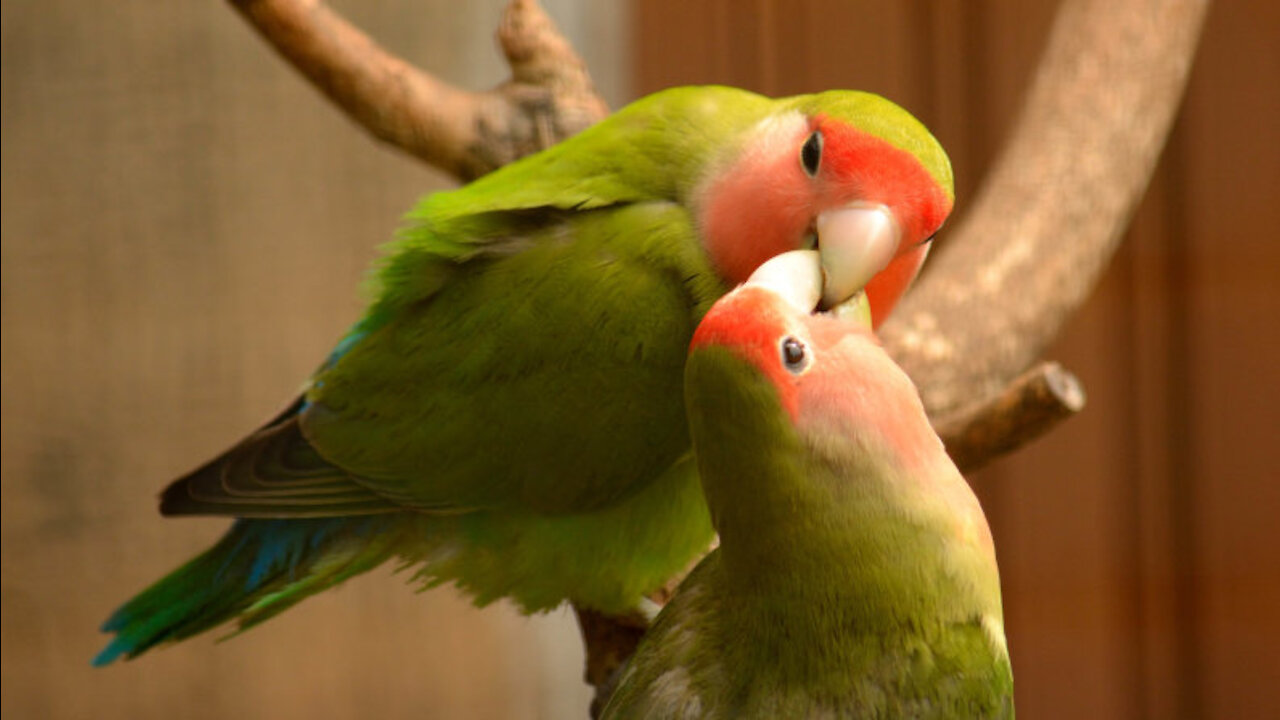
[92,514,410,666]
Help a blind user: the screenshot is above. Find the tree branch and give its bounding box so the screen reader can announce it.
[880,0,1210,422]
[936,361,1086,474]
[227,0,608,181]
[574,606,650,719]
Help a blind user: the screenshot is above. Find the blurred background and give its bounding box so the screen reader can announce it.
[2,1,1276,718]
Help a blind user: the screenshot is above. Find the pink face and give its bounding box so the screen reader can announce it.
[691,283,996,561]
[690,285,939,474]
[696,113,952,327]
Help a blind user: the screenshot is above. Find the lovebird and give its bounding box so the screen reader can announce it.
[95,85,953,665]
[601,251,1013,719]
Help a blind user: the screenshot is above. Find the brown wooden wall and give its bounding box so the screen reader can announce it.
[637,2,1280,718]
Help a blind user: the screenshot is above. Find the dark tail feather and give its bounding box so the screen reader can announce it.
[93,515,409,666]
[158,399,396,518]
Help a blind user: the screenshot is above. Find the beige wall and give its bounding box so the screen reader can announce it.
[2,2,625,718]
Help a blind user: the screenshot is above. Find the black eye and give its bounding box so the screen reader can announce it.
[800,130,823,177]
[781,336,809,373]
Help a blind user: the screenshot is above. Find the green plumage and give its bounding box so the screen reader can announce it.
[602,288,1012,718]
[306,203,722,513]
[95,517,409,666]
[96,86,955,664]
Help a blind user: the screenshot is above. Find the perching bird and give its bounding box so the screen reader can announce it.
[95,85,953,665]
[602,252,1012,719]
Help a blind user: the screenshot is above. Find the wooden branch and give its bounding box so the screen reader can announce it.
[574,607,650,719]
[881,0,1210,422]
[227,0,608,181]
[936,361,1086,474]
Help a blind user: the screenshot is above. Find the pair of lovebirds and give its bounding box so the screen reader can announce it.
[96,85,1013,718]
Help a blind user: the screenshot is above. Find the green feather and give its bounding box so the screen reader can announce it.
[93,516,412,666]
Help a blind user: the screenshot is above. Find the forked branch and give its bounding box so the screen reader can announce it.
[228,0,608,181]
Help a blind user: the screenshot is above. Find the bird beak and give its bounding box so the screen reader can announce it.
[814,202,900,310]
[745,250,823,315]
[745,249,874,327]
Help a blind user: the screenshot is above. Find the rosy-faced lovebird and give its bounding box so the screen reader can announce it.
[602,252,1013,719]
[94,86,953,665]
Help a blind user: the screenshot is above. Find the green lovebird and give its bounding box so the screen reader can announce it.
[94,85,953,665]
[601,252,1012,719]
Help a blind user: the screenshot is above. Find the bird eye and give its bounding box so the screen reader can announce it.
[800,130,823,177]
[780,336,809,373]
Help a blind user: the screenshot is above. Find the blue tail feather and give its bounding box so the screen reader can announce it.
[93,515,404,666]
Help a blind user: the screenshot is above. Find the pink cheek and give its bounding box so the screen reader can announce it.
[704,197,809,284]
[774,372,801,422]
[701,149,817,284]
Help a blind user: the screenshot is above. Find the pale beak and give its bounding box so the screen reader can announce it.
[746,249,875,327]
[814,202,901,309]
[744,249,823,315]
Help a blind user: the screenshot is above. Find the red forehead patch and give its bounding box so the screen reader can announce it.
[691,286,801,418]
[816,115,953,243]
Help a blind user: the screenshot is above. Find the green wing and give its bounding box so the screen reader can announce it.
[163,203,724,517]
[303,202,725,513]
[160,85,770,518]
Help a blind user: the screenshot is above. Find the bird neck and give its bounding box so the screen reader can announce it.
[717,447,999,629]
